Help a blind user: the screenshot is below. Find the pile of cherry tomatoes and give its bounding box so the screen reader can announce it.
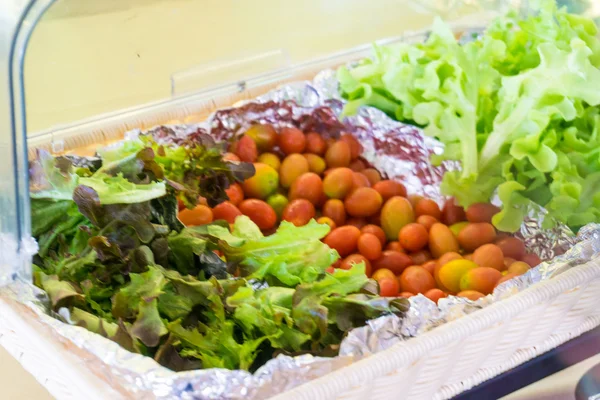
[178,124,542,302]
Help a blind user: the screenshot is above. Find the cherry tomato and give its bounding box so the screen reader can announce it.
[325,141,351,168]
[495,237,526,261]
[378,277,400,297]
[414,198,442,220]
[232,135,258,163]
[178,205,213,226]
[424,288,448,303]
[358,233,383,261]
[305,132,327,155]
[282,199,316,227]
[225,183,244,206]
[372,180,407,201]
[346,218,367,229]
[521,253,541,267]
[399,223,429,252]
[340,254,372,276]
[416,215,438,231]
[349,159,366,172]
[361,225,387,247]
[361,168,381,186]
[398,266,435,294]
[457,290,485,301]
[278,127,306,154]
[279,154,309,188]
[212,201,242,224]
[409,250,432,265]
[223,152,241,162]
[371,268,396,282]
[457,223,497,252]
[289,173,323,205]
[421,260,437,275]
[385,241,405,253]
[372,251,412,275]
[466,203,501,224]
[322,199,347,227]
[344,187,383,217]
[245,124,278,152]
[324,225,361,257]
[339,134,363,160]
[239,199,277,230]
[316,216,336,230]
[441,198,466,225]
[323,168,354,199]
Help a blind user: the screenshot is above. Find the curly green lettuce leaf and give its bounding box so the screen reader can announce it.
[112,266,166,319]
[78,173,166,205]
[216,216,338,286]
[169,320,267,371]
[131,298,168,347]
[29,150,79,201]
[166,223,229,278]
[338,1,600,231]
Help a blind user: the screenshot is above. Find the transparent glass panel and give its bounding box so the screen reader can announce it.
[23,0,495,134]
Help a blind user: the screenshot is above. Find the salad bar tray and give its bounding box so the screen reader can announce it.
[6,3,600,400]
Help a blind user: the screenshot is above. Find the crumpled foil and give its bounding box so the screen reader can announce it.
[9,65,600,399]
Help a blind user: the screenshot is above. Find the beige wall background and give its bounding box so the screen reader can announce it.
[23,0,482,134]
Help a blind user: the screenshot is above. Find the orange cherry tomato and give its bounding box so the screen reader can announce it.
[316,216,336,230]
[372,180,407,201]
[212,201,242,224]
[289,173,323,205]
[424,288,448,303]
[398,266,435,294]
[239,199,277,230]
[361,225,387,247]
[232,135,258,163]
[178,205,214,226]
[344,187,383,218]
[278,127,306,154]
[361,168,381,186]
[324,225,361,257]
[378,277,400,297]
[371,268,396,282]
[282,199,316,227]
[305,132,327,155]
[225,183,245,206]
[245,124,278,152]
[399,223,429,252]
[416,215,438,231]
[358,233,383,261]
[441,198,466,225]
[385,241,405,253]
[466,203,501,224]
[372,251,413,275]
[340,254,372,276]
[414,198,442,220]
[325,141,351,168]
[223,152,241,162]
[322,199,347,227]
[339,134,363,160]
[457,290,485,301]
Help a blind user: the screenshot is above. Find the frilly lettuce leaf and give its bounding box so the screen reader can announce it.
[215,216,338,286]
[30,150,79,201]
[338,1,600,231]
[78,174,166,205]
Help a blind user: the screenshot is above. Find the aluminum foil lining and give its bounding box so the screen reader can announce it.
[9,68,600,399]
